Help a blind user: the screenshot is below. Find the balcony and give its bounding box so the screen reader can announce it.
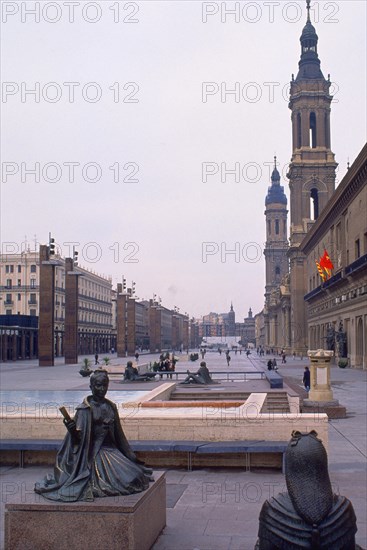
[304,286,323,301]
[345,253,367,276]
[28,300,37,305]
[322,271,342,289]
[4,300,13,306]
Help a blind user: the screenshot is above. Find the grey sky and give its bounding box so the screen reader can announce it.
[1,0,366,320]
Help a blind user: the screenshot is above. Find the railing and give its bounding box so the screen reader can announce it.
[150,370,265,381]
[322,271,342,289]
[345,253,367,276]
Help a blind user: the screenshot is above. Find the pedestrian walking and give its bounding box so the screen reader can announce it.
[303,366,310,392]
[267,359,273,371]
[94,353,99,365]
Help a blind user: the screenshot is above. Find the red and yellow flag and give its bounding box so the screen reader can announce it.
[319,249,334,279]
[315,260,327,282]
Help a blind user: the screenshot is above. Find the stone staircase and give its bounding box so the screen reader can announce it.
[170,389,251,402]
[261,392,290,414]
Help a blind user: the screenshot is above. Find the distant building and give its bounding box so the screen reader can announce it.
[0,250,114,360]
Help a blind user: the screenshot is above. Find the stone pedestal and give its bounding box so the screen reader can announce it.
[5,472,166,550]
[302,349,346,418]
[306,349,334,402]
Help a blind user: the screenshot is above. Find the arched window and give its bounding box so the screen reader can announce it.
[324,112,330,148]
[309,112,317,148]
[297,113,302,148]
[275,266,280,276]
[268,220,271,235]
[275,219,279,235]
[310,188,319,220]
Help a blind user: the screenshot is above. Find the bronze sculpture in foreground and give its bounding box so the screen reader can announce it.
[256,430,358,550]
[181,361,217,384]
[35,370,153,501]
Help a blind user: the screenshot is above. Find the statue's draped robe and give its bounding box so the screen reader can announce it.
[35,397,150,501]
[258,492,357,550]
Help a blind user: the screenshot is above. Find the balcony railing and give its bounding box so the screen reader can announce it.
[345,253,367,276]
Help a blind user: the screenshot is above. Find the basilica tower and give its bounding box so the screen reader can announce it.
[263,158,289,350]
[264,158,289,303]
[287,0,337,352]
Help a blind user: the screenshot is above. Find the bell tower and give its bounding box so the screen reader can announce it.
[287,0,337,352]
[264,157,289,305]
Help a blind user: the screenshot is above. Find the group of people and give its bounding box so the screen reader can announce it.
[157,352,178,379]
[267,358,278,371]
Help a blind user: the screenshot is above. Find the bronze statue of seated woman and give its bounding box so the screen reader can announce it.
[35,370,153,502]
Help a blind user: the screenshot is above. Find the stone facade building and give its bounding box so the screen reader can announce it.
[302,145,367,368]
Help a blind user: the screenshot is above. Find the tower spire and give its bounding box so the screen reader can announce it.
[306,0,311,22]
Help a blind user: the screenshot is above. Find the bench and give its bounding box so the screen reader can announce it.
[0,439,287,472]
[264,370,283,388]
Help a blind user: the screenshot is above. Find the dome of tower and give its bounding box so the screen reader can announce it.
[265,158,287,206]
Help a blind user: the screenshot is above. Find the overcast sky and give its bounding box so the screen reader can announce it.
[1,0,366,320]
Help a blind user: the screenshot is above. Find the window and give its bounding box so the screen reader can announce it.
[297,112,302,148]
[324,113,330,148]
[336,223,341,250]
[6,309,12,315]
[29,293,37,304]
[30,265,37,273]
[355,239,360,259]
[5,265,14,273]
[6,279,12,289]
[18,294,21,301]
[18,279,21,287]
[6,293,12,304]
[30,309,36,316]
[309,112,317,148]
[275,220,279,235]
[310,188,319,220]
[30,279,36,288]
[17,265,21,273]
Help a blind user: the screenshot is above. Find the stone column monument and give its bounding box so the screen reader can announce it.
[303,349,346,418]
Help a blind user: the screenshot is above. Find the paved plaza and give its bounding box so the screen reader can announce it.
[0,352,366,549]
